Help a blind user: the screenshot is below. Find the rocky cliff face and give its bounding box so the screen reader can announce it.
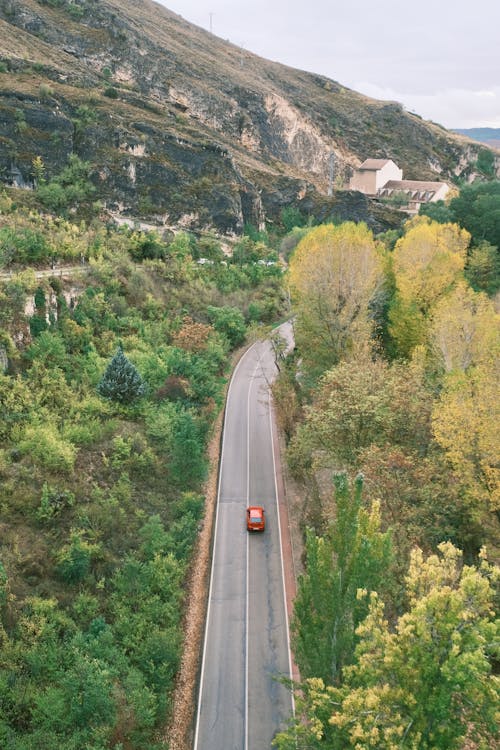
[0,0,495,232]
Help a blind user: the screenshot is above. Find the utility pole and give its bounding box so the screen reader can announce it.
[327,152,336,196]
[209,12,214,34]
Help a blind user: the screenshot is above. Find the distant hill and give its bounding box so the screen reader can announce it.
[454,128,500,150]
[0,0,497,232]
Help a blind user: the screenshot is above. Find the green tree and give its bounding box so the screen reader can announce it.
[288,355,431,474]
[465,241,500,295]
[449,180,500,249]
[292,473,392,685]
[275,543,499,750]
[37,155,96,215]
[476,147,495,177]
[56,531,101,584]
[280,206,306,232]
[97,346,146,404]
[419,200,454,224]
[207,305,246,348]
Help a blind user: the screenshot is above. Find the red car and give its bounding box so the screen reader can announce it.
[246,505,265,532]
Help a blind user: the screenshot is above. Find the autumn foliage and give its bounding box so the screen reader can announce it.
[277,214,499,748]
[289,222,384,375]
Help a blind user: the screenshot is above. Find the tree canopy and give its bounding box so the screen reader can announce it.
[289,222,384,377]
[275,544,499,750]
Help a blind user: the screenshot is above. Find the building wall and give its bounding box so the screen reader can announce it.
[349,170,377,194]
[349,160,403,194]
[376,161,403,189]
[430,184,450,202]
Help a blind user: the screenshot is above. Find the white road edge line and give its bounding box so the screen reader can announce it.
[193,342,261,750]
[268,363,296,717]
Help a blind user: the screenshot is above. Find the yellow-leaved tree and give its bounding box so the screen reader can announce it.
[432,363,500,511]
[389,217,470,358]
[288,222,383,377]
[274,543,499,750]
[430,282,500,511]
[430,281,498,372]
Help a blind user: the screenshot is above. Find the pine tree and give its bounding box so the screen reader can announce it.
[97,346,146,404]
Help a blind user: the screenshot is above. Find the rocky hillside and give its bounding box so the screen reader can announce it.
[0,0,497,232]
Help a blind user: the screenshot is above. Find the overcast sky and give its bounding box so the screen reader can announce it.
[157,0,500,129]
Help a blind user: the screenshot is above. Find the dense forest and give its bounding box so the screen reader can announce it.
[0,183,284,748]
[272,184,500,749]
[0,171,499,749]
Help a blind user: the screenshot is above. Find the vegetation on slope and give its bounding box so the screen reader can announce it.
[0,189,285,749]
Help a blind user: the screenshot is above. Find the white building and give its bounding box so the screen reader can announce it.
[349,159,403,195]
[377,179,450,213]
[349,158,450,212]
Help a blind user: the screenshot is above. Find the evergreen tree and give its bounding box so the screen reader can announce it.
[292,473,392,685]
[97,346,146,404]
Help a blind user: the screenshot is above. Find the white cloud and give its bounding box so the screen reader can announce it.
[158,1,500,128]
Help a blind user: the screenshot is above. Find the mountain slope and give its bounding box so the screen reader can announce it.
[454,128,500,150]
[0,0,497,231]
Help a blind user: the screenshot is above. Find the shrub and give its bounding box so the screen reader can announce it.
[56,531,100,583]
[39,83,54,100]
[37,155,96,215]
[63,418,105,446]
[37,482,75,522]
[207,305,246,348]
[18,423,77,473]
[0,560,7,610]
[0,227,51,265]
[280,206,306,232]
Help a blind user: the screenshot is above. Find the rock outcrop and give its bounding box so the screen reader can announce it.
[0,0,495,232]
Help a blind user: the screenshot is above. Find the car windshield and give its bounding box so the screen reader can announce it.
[250,513,261,521]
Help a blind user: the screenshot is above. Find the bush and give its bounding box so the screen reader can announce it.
[39,83,54,100]
[0,560,7,610]
[37,482,75,522]
[37,155,96,215]
[64,418,105,446]
[18,423,77,473]
[280,206,306,232]
[0,227,51,266]
[56,531,100,583]
[207,305,246,348]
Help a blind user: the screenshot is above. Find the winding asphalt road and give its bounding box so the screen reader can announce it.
[194,323,294,750]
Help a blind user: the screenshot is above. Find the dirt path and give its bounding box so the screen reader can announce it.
[0,264,88,281]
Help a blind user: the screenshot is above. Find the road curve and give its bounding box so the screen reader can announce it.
[194,323,294,750]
